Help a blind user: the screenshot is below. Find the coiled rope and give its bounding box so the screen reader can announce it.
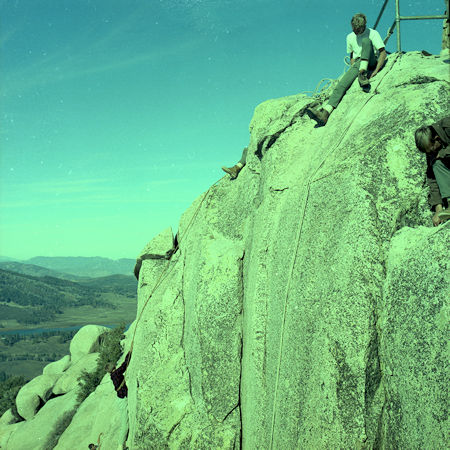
[300,56,352,100]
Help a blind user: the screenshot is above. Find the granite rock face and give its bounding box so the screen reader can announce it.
[127,52,449,449]
[378,225,449,448]
[1,52,448,450]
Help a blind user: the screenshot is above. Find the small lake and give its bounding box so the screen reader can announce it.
[0,324,130,336]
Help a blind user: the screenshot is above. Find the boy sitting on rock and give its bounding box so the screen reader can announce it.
[307,13,386,126]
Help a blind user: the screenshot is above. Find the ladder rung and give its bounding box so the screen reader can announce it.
[399,15,446,20]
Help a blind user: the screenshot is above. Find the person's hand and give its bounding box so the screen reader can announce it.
[433,204,444,226]
[432,211,442,226]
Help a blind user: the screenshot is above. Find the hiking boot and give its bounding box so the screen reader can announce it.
[221,164,242,179]
[306,107,329,126]
[358,70,370,87]
[438,209,450,221]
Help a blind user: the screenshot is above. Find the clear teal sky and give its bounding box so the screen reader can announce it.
[0,0,445,259]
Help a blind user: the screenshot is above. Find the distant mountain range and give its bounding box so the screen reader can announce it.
[21,256,135,278]
[0,262,84,281]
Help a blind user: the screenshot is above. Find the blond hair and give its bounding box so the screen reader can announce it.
[351,13,367,32]
[414,125,433,153]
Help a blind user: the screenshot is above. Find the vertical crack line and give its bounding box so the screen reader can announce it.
[268,56,402,449]
[238,250,244,449]
[181,253,195,404]
[269,183,311,450]
[238,332,243,449]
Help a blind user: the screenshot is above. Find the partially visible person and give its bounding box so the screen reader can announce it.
[107,352,132,450]
[414,116,450,226]
[88,444,98,450]
[222,147,248,179]
[307,13,386,126]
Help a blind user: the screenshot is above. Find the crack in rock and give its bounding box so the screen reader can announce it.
[395,75,441,87]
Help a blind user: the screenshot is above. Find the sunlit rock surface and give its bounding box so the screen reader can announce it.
[52,352,99,395]
[54,374,125,450]
[15,374,59,421]
[42,354,71,376]
[1,51,448,449]
[1,327,107,447]
[378,225,448,447]
[69,324,109,363]
[0,409,15,427]
[6,390,78,450]
[127,51,449,449]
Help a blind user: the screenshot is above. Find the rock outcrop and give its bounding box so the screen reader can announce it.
[6,390,78,450]
[42,355,71,376]
[0,51,448,449]
[126,51,449,449]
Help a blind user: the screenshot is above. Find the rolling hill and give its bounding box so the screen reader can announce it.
[25,256,135,278]
[0,262,84,281]
[0,269,114,325]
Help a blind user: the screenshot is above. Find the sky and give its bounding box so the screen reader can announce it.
[0,0,445,260]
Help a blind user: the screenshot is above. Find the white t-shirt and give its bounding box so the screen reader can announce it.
[346,28,385,58]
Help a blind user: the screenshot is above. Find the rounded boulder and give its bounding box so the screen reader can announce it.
[16,374,59,420]
[69,324,109,363]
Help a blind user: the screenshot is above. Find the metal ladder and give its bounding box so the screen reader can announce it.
[373,0,449,52]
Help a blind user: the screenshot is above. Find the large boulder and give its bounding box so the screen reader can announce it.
[126,51,449,448]
[42,354,71,376]
[378,225,448,447]
[6,390,78,450]
[69,324,109,363]
[55,374,126,450]
[53,353,99,395]
[15,374,59,421]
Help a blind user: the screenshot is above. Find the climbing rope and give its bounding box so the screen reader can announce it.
[300,56,352,100]
[268,53,402,449]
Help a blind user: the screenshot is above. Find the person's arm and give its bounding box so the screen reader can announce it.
[346,35,354,65]
[369,48,386,78]
[426,166,444,226]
